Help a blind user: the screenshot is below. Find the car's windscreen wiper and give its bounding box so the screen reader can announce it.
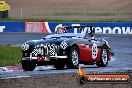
[51,37,61,39]
[61,36,76,38]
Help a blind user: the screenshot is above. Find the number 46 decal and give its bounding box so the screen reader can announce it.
[92,43,98,59]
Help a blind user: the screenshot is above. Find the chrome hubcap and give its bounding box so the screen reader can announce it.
[102,49,108,64]
[72,50,79,66]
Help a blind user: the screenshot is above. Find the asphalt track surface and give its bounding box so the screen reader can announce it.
[0,33,132,79]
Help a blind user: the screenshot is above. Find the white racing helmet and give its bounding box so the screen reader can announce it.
[56,27,67,33]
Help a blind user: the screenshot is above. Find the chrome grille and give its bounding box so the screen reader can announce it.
[31,44,59,56]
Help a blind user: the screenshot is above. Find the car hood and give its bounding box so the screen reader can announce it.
[25,38,67,46]
[45,33,85,39]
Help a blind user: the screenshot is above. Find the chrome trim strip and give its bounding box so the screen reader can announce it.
[22,57,37,60]
[22,55,68,60]
[50,56,68,58]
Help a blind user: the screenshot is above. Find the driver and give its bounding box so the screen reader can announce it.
[56,27,67,34]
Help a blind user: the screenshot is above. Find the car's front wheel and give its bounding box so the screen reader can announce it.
[66,46,79,69]
[22,60,36,71]
[96,46,108,67]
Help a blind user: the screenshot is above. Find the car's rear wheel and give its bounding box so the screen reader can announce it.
[96,46,108,67]
[22,60,36,71]
[66,46,79,69]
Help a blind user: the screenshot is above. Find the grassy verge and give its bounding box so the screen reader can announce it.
[0,18,132,22]
[0,45,22,66]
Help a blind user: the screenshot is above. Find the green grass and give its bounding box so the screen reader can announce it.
[0,18,132,22]
[0,45,22,66]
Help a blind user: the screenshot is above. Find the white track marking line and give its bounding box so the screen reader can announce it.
[34,66,54,71]
[1,76,31,79]
[0,67,13,72]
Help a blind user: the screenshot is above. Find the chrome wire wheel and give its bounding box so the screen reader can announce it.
[102,49,108,65]
[96,46,108,67]
[66,46,79,69]
[71,50,79,66]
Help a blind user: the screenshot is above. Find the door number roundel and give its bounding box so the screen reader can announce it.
[92,43,98,59]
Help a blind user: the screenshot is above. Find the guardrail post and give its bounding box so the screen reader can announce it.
[83,8,86,21]
[20,8,23,19]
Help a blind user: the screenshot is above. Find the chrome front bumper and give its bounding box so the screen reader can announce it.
[22,53,68,61]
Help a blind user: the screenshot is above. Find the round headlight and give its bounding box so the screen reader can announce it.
[22,43,29,51]
[60,41,68,50]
